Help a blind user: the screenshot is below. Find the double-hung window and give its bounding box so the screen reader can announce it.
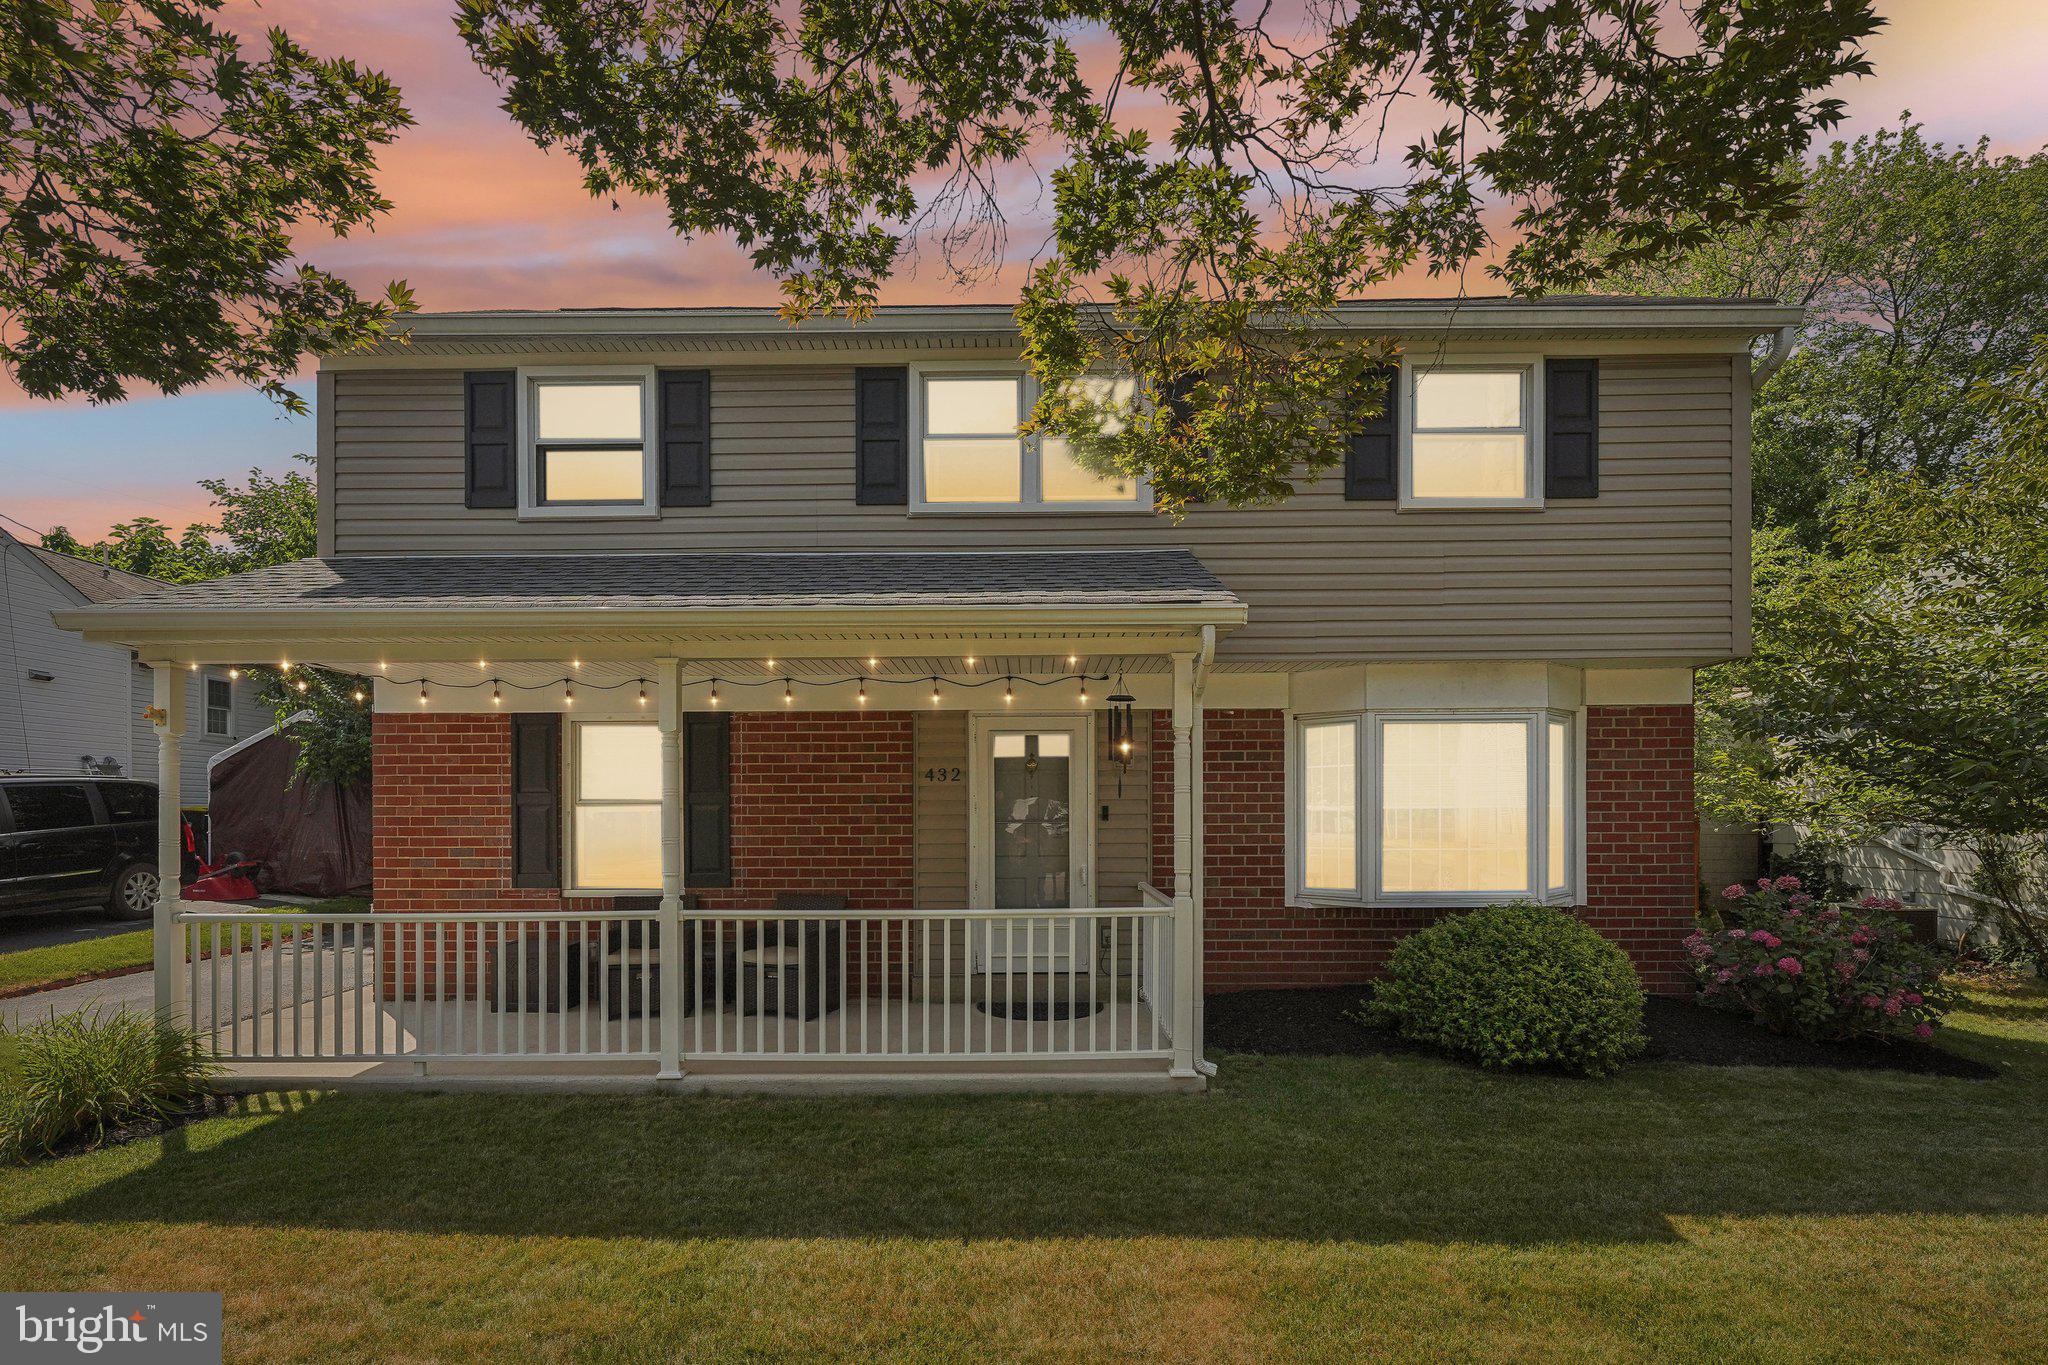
[204,677,232,738]
[1293,711,1578,906]
[913,369,1144,510]
[525,372,656,513]
[569,721,661,891]
[1404,362,1539,507]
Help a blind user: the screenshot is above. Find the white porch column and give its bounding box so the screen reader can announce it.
[656,658,685,1078]
[1169,651,1199,1076]
[150,664,187,1023]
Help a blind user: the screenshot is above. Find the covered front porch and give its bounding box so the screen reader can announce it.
[59,551,1242,1091]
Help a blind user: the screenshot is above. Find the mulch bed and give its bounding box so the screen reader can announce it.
[1204,986,1998,1079]
[22,1094,235,1165]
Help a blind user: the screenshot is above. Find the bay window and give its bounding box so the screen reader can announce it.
[1405,363,1538,506]
[914,369,1143,509]
[570,721,661,890]
[1291,711,1578,906]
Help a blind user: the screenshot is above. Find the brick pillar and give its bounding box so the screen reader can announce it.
[1582,704,1698,996]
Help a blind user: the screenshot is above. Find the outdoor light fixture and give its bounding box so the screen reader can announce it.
[636,680,648,707]
[931,678,942,704]
[1004,677,1015,704]
[1078,680,1090,705]
[563,681,575,707]
[1106,675,1137,794]
[227,667,240,680]
[783,678,794,705]
[491,681,502,706]
[417,683,429,706]
[857,679,868,704]
[351,687,366,703]
[708,680,720,706]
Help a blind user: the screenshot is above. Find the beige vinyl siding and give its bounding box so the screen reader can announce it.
[329,355,1744,662]
[1095,713,1151,910]
[913,711,967,913]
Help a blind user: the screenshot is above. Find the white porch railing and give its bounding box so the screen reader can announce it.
[177,906,1175,1069]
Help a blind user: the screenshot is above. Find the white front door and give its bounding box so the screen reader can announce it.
[969,716,1093,973]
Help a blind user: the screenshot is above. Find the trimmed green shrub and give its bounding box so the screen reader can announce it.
[0,1008,217,1163]
[1370,902,1647,1076]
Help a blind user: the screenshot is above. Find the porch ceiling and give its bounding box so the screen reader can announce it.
[53,549,1245,665]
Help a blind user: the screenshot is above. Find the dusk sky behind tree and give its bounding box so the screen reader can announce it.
[4,0,2045,543]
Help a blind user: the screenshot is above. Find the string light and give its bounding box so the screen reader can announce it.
[352,687,367,704]
[964,655,977,668]
[491,681,502,706]
[783,678,794,705]
[765,657,777,670]
[295,678,310,693]
[636,679,649,707]
[378,661,388,673]
[563,681,575,708]
[280,659,292,672]
[930,678,942,705]
[1078,680,1090,705]
[867,656,879,670]
[417,683,429,707]
[1004,677,1015,704]
[570,658,582,670]
[1068,654,1078,667]
[708,680,720,706]
[477,658,489,670]
[857,678,868,705]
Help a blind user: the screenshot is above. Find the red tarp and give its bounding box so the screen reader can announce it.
[207,721,371,898]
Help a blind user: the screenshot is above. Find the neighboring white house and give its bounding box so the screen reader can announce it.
[1,528,266,806]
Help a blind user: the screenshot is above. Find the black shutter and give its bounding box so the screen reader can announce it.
[1345,366,1399,500]
[853,366,909,505]
[1545,358,1600,499]
[684,712,733,888]
[510,713,561,888]
[658,368,712,507]
[465,370,518,509]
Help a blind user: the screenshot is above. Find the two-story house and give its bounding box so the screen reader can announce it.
[56,296,1785,1090]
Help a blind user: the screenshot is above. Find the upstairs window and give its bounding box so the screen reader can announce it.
[1405,364,1537,506]
[914,370,1143,510]
[528,374,654,512]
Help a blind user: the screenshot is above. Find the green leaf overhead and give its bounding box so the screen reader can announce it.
[1,0,414,411]
[459,0,1879,510]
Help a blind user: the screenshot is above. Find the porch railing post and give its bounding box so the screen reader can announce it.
[150,663,188,1024]
[1169,651,1198,1077]
[656,657,685,1078]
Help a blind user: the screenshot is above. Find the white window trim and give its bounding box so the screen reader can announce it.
[562,718,664,895]
[1399,354,1545,511]
[203,674,233,739]
[516,364,661,520]
[1286,707,1582,909]
[907,359,1151,514]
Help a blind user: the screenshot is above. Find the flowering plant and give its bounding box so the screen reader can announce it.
[1688,877,1957,1043]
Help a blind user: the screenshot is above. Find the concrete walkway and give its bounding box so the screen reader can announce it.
[2,967,157,1029]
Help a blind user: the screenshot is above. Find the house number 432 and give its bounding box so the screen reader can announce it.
[921,767,962,783]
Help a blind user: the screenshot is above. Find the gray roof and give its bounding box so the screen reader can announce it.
[27,546,165,603]
[74,550,1240,614]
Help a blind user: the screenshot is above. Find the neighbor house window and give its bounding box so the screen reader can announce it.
[915,370,1142,509]
[1405,364,1536,505]
[530,375,651,509]
[1292,711,1577,905]
[570,721,661,890]
[205,677,232,737]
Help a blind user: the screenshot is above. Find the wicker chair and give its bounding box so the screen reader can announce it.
[736,892,846,1020]
[595,894,699,1019]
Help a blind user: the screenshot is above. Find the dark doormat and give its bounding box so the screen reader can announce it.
[976,997,1108,1021]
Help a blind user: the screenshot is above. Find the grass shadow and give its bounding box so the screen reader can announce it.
[16,1040,2048,1249]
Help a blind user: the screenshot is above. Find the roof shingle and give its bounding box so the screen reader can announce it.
[74,550,1240,614]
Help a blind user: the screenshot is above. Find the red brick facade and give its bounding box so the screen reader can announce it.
[373,702,1694,1002]
[1152,705,1698,996]
[372,711,914,996]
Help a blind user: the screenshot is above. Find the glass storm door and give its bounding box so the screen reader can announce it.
[971,719,1092,973]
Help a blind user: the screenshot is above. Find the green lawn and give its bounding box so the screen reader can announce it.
[1,984,2043,1362]
[0,898,366,996]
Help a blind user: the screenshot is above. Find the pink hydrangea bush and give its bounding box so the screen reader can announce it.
[1687,877,1957,1043]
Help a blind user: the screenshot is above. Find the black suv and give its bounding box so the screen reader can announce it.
[0,775,160,920]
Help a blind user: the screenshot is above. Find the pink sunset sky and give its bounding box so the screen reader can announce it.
[4,0,2046,542]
